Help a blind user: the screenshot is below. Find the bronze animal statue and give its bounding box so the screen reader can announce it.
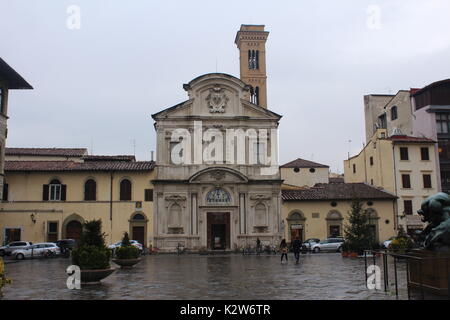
[417,192,450,252]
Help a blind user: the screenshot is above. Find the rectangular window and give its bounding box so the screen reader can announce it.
[421,147,429,160]
[402,174,411,188]
[2,183,8,201]
[144,189,153,202]
[423,174,432,188]
[5,228,21,243]
[369,156,374,166]
[47,221,58,242]
[404,200,413,215]
[353,164,356,173]
[400,147,409,160]
[50,184,62,201]
[436,113,450,134]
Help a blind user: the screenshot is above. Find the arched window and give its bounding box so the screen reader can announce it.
[248,50,259,70]
[132,213,145,221]
[391,106,398,120]
[84,179,96,201]
[206,188,231,204]
[120,179,132,201]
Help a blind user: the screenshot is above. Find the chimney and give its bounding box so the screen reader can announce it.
[151,150,154,162]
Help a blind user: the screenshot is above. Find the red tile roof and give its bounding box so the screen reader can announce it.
[388,135,436,143]
[5,160,155,172]
[282,183,396,201]
[281,158,329,168]
[83,155,136,162]
[6,148,88,157]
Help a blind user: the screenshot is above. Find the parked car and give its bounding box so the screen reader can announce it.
[12,243,60,260]
[0,241,33,257]
[108,240,143,254]
[302,238,321,251]
[311,238,344,253]
[55,239,77,254]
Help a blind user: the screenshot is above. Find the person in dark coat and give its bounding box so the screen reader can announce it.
[280,239,288,263]
[292,236,302,264]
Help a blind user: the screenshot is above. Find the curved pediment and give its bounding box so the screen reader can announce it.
[189,167,248,184]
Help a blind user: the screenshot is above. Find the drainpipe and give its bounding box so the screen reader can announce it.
[110,171,114,244]
[392,144,399,230]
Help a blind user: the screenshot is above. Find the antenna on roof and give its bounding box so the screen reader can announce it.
[133,139,136,156]
[90,138,94,155]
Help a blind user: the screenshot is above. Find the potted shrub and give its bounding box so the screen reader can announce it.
[71,219,115,284]
[389,237,413,254]
[341,242,350,257]
[112,232,141,268]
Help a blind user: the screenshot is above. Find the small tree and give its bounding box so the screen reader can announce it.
[344,199,373,255]
[72,219,111,270]
[115,232,139,260]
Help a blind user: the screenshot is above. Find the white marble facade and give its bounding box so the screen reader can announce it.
[151,73,283,251]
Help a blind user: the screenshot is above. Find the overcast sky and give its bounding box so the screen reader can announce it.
[2,1,450,173]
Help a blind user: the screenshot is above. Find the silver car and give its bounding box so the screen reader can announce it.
[303,238,320,251]
[0,241,33,256]
[311,238,344,253]
[12,243,60,260]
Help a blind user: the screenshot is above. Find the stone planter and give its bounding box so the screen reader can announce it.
[112,258,141,269]
[81,268,116,284]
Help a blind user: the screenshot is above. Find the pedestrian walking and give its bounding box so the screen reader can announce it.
[292,236,302,264]
[280,239,288,263]
[256,237,261,255]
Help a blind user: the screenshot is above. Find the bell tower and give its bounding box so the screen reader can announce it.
[235,24,269,108]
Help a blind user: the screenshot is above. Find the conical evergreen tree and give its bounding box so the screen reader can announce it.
[344,199,373,254]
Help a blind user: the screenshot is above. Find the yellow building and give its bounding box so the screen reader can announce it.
[280,158,397,243]
[0,148,155,247]
[344,129,438,235]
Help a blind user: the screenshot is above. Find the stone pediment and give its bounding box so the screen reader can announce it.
[151,73,282,121]
[189,167,248,184]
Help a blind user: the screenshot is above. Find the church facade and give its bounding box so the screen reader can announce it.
[151,25,284,251]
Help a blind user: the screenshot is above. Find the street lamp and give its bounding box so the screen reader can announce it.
[30,213,36,224]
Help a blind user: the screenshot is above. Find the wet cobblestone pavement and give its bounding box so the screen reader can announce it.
[2,253,409,300]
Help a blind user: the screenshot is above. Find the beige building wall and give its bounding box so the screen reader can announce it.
[364,94,393,142]
[0,170,155,246]
[384,91,413,136]
[282,200,396,243]
[280,167,329,187]
[344,129,438,231]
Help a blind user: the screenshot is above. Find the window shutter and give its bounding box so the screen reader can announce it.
[61,185,67,201]
[145,189,153,202]
[2,183,8,201]
[43,184,49,201]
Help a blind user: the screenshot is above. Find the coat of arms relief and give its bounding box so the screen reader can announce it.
[206,87,229,113]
